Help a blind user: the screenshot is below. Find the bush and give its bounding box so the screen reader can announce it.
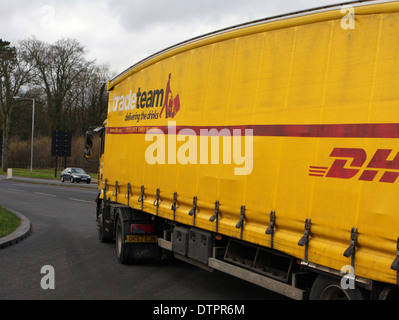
[7,135,99,174]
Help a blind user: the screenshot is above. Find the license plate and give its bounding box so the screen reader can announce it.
[126,235,158,243]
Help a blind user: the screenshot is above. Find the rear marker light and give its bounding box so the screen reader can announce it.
[130,224,155,234]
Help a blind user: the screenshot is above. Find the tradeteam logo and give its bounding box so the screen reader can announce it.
[310,148,399,183]
[107,73,253,175]
[111,73,181,122]
[159,73,181,119]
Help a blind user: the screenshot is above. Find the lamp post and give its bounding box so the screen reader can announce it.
[13,96,35,176]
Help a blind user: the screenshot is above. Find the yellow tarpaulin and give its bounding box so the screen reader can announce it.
[101,1,399,285]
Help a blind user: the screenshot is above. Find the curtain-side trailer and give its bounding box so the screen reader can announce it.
[84,1,399,300]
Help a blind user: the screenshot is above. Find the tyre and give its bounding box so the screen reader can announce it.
[115,216,134,264]
[60,176,64,182]
[115,208,160,264]
[309,275,368,300]
[97,212,113,243]
[378,285,399,300]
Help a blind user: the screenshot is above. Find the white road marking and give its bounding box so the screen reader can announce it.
[34,192,56,198]
[69,198,93,204]
[8,188,25,192]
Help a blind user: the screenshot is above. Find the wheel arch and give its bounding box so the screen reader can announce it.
[112,205,152,236]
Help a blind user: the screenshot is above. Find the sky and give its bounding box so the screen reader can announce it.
[1,0,348,76]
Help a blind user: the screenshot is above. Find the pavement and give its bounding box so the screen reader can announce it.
[0,174,98,249]
[0,174,98,190]
[0,209,31,249]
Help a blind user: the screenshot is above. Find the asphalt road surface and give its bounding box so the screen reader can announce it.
[0,179,286,302]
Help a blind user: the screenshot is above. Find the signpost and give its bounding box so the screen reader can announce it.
[51,130,72,178]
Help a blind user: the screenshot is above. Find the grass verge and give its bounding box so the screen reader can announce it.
[8,168,59,180]
[0,207,21,238]
[1,168,96,180]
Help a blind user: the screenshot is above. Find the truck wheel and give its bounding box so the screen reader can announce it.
[309,275,367,300]
[97,213,113,243]
[115,216,134,264]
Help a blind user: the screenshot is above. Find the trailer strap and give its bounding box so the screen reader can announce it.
[236,205,246,240]
[153,188,160,216]
[343,227,358,270]
[138,185,145,211]
[113,181,119,202]
[103,179,108,201]
[188,196,198,226]
[209,201,220,233]
[390,237,399,285]
[265,211,276,249]
[298,218,311,262]
[171,192,178,221]
[125,183,131,206]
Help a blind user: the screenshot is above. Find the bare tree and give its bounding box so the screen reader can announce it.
[21,37,94,131]
[3,37,114,170]
[67,64,112,134]
[0,39,34,172]
[86,64,112,128]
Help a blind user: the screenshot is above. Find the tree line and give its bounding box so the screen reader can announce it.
[0,37,114,172]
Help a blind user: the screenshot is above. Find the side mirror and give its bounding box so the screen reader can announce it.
[85,131,93,149]
[84,149,92,159]
[84,130,93,159]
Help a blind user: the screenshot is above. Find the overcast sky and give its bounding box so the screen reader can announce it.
[2,0,345,75]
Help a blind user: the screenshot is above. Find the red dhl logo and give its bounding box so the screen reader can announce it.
[310,148,399,183]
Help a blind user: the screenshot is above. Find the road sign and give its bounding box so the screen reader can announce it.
[51,130,72,157]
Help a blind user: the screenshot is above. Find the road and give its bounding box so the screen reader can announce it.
[0,179,286,301]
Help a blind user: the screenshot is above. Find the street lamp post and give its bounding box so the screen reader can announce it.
[13,96,35,176]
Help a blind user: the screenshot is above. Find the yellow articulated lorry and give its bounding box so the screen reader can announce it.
[84,0,399,300]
